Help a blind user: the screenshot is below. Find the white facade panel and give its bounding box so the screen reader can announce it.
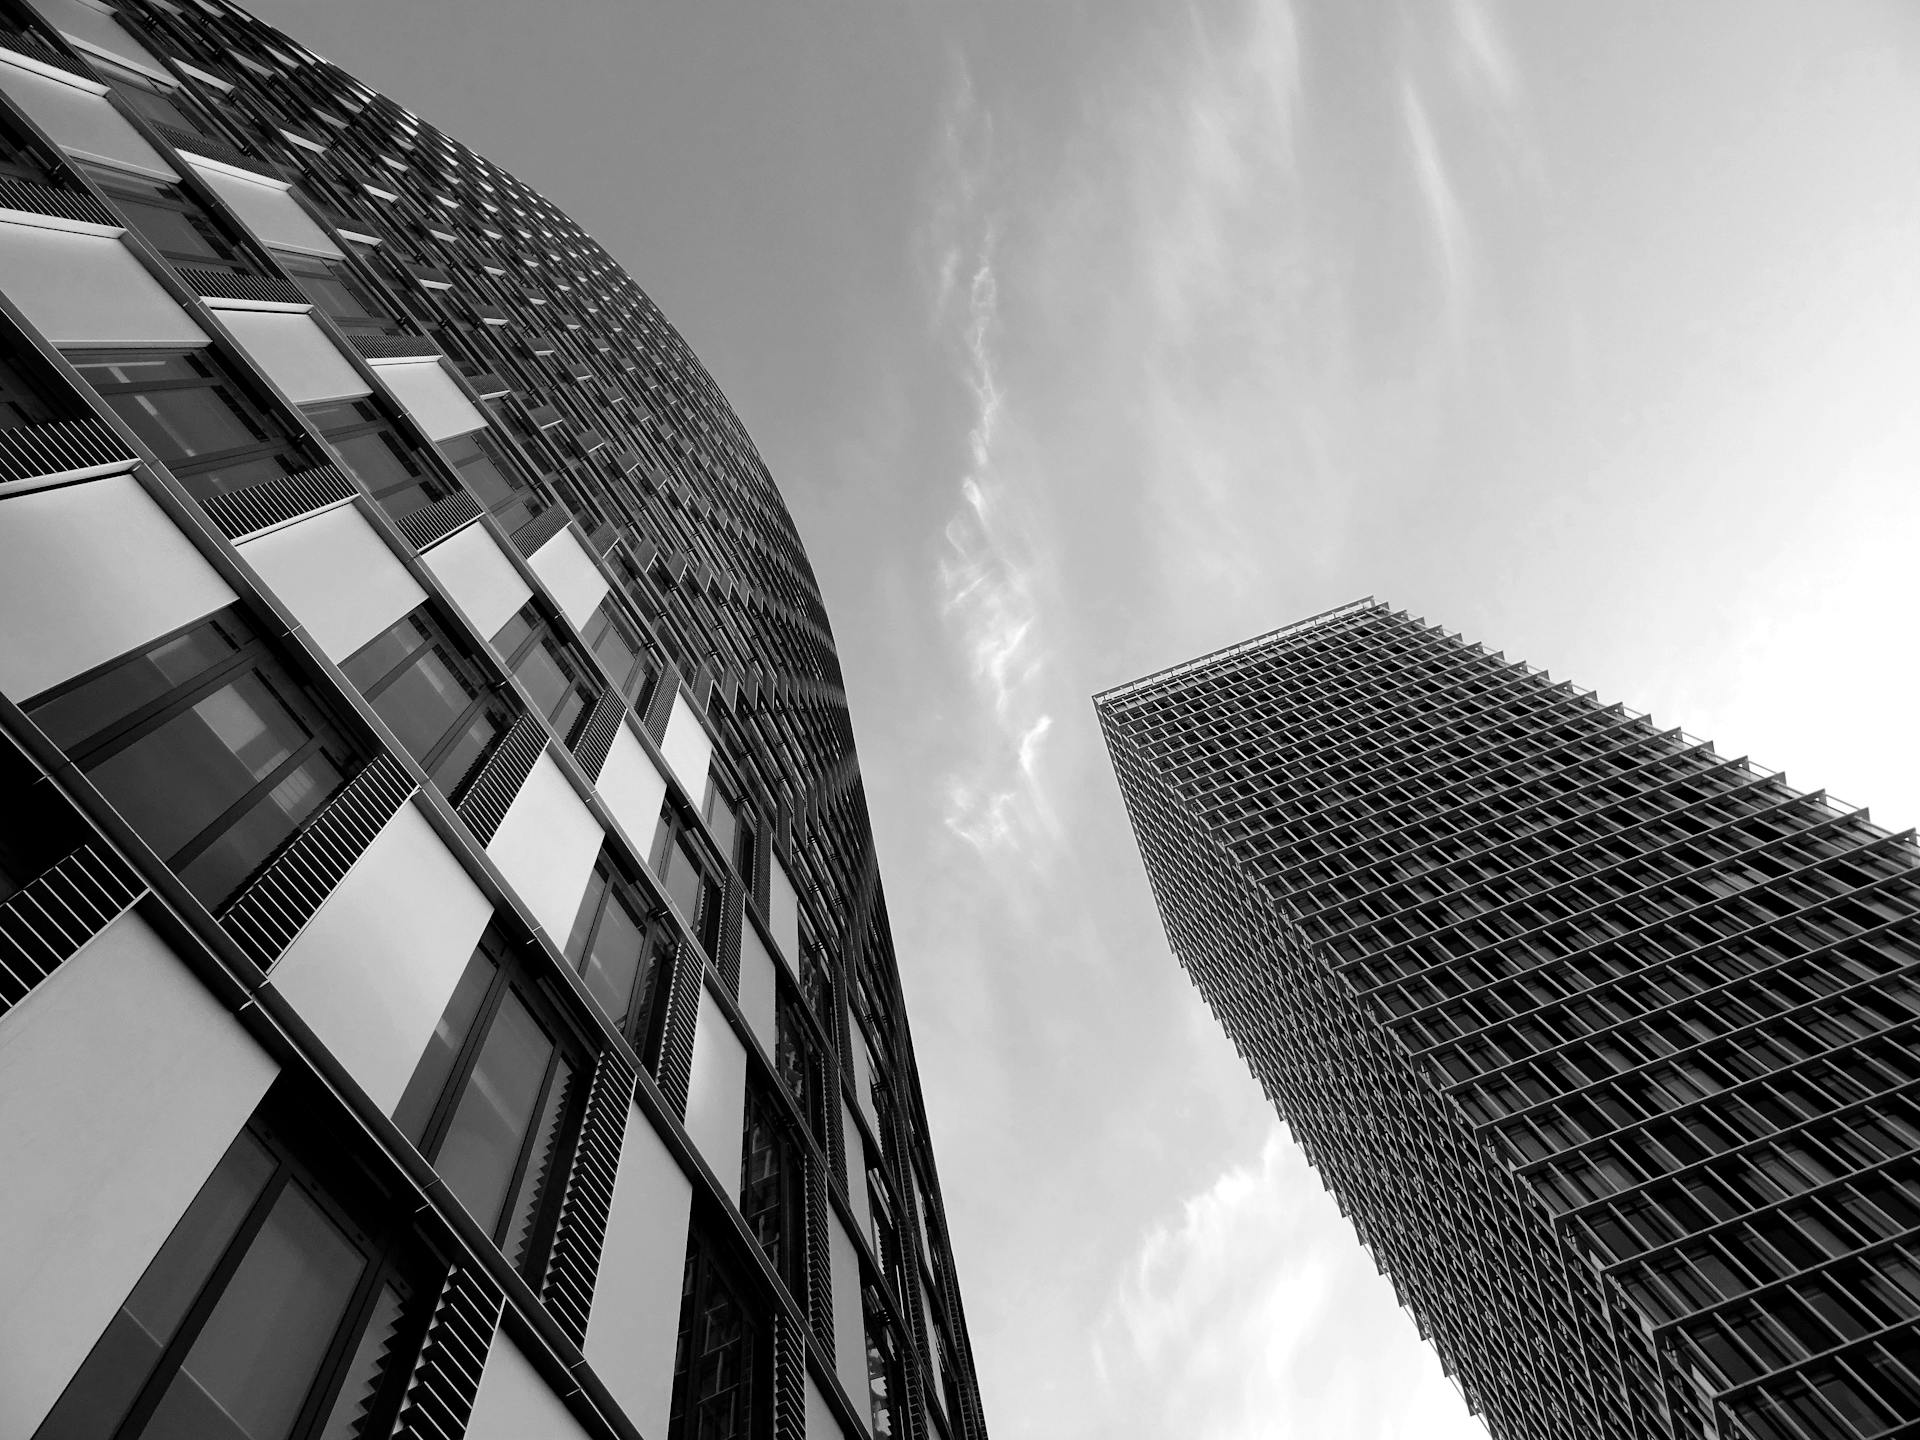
[421,517,531,641]
[213,306,369,405]
[237,501,425,660]
[192,161,344,258]
[466,1330,591,1440]
[485,751,603,943]
[372,357,487,440]
[0,910,277,1438]
[842,1097,872,1247]
[585,1103,693,1440]
[829,1216,869,1420]
[769,852,801,967]
[0,58,174,178]
[0,473,235,702]
[34,0,171,81]
[848,1020,880,1140]
[807,1375,851,1440]
[685,986,747,1199]
[659,688,713,803]
[268,803,491,1116]
[737,920,778,1057]
[595,723,669,856]
[526,525,609,630]
[0,220,206,345]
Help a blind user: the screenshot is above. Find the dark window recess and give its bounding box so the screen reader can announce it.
[66,351,311,501]
[490,602,599,743]
[0,102,59,185]
[33,1108,428,1440]
[0,735,88,905]
[582,599,651,703]
[774,992,825,1146]
[341,609,513,802]
[739,1082,804,1297]
[393,933,586,1282]
[668,1234,765,1440]
[87,169,252,273]
[563,857,673,1059]
[650,809,722,956]
[279,255,399,334]
[438,429,535,529]
[799,940,834,1027]
[0,333,73,431]
[306,397,452,519]
[26,610,360,912]
[702,776,756,883]
[865,1294,905,1440]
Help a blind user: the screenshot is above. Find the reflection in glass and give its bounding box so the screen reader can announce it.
[437,990,553,1237]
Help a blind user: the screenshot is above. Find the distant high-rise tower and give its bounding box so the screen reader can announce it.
[1098,599,1920,1440]
[0,2,984,1438]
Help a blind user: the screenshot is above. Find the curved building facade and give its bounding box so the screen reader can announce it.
[0,2,986,1438]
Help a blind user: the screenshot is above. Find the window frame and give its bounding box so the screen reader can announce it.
[650,804,724,957]
[86,165,253,274]
[306,394,456,518]
[394,929,591,1283]
[24,607,363,912]
[667,1226,771,1440]
[489,600,601,746]
[580,597,653,703]
[563,854,674,1062]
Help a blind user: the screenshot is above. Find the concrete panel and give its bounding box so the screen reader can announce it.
[526,525,609,631]
[0,220,206,345]
[769,853,800,968]
[0,910,277,1437]
[848,1020,881,1140]
[737,920,778,1057]
[829,1216,869,1422]
[237,501,425,660]
[585,1103,693,1440]
[0,58,173,178]
[421,517,530,642]
[807,1374,852,1440]
[842,1097,872,1248]
[214,306,368,405]
[466,1329,591,1440]
[192,161,343,258]
[595,723,668,857]
[658,688,712,803]
[268,803,491,1116]
[0,473,235,702]
[371,357,486,441]
[685,985,746,1199]
[485,751,603,943]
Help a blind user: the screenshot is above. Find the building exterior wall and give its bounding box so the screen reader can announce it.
[0,2,987,1437]
[1098,599,1920,1440]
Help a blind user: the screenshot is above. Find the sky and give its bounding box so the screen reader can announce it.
[250,2,1920,1435]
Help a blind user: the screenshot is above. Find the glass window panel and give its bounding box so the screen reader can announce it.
[176,753,342,907]
[504,1056,573,1272]
[662,835,706,929]
[142,1182,366,1440]
[34,1133,275,1440]
[341,618,427,694]
[436,990,553,1237]
[112,195,232,264]
[586,613,641,693]
[105,385,262,466]
[393,948,496,1145]
[331,429,423,500]
[580,891,645,1020]
[426,710,500,797]
[704,788,738,870]
[563,869,609,966]
[31,623,237,749]
[367,648,476,766]
[489,609,533,661]
[86,672,307,864]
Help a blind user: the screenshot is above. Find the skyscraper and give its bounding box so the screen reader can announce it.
[0,2,984,1438]
[1097,599,1920,1440]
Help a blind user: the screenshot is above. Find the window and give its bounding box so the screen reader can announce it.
[865,1292,905,1440]
[26,610,359,911]
[305,397,451,519]
[34,1111,426,1440]
[438,430,535,529]
[490,602,599,743]
[393,933,585,1280]
[650,808,722,955]
[582,598,651,701]
[562,857,672,1055]
[703,775,756,882]
[98,65,213,136]
[279,255,398,335]
[341,609,514,802]
[66,350,311,501]
[774,990,825,1146]
[87,168,250,273]
[0,102,58,185]
[739,1082,803,1296]
[668,1234,765,1440]
[0,332,70,430]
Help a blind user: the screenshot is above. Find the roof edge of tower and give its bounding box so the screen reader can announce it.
[1092,596,1383,708]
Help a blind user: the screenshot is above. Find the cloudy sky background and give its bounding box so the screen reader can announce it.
[252,1,1920,1434]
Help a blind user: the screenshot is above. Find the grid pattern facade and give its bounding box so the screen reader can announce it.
[1097,600,1920,1440]
[0,1,983,1437]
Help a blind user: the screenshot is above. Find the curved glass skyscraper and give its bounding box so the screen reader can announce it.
[0,2,985,1437]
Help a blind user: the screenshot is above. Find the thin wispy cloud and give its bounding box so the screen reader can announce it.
[927,64,1058,858]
